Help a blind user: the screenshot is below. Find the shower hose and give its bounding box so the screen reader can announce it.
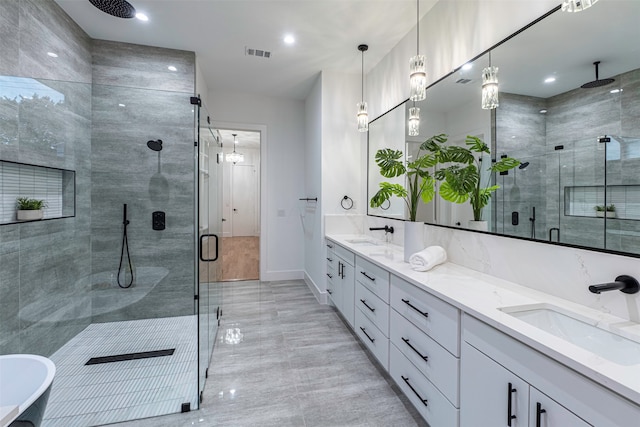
[117,205,134,288]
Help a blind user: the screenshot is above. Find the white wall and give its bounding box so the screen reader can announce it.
[209,90,305,281]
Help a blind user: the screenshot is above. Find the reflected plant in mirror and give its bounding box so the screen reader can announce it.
[370,134,448,221]
[436,136,519,224]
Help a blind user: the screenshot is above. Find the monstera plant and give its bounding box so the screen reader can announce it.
[370,133,448,221]
[436,135,519,221]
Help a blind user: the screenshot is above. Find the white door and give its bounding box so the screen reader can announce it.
[231,164,257,236]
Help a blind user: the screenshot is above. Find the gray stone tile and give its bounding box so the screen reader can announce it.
[0,0,19,75]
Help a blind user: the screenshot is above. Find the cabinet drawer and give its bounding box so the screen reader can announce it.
[326,253,337,271]
[326,266,337,305]
[356,256,390,302]
[355,309,389,370]
[390,345,459,427]
[334,243,355,266]
[390,310,459,406]
[356,282,389,337]
[391,275,460,356]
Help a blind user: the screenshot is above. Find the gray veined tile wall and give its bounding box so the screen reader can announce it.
[90,40,196,323]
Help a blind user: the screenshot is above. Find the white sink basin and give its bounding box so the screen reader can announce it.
[500,304,640,366]
[345,238,380,246]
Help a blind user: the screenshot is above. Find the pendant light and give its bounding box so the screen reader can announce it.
[562,0,598,12]
[226,133,244,164]
[409,0,426,101]
[481,52,499,110]
[357,44,369,132]
[408,103,420,136]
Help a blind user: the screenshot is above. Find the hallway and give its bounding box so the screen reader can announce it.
[109,280,425,426]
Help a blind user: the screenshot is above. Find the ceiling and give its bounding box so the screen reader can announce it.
[54,0,436,100]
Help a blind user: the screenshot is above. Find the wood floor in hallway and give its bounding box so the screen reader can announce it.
[108,280,426,426]
[221,236,259,281]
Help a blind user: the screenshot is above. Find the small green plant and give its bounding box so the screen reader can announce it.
[435,135,520,221]
[594,204,615,212]
[16,197,47,210]
[370,134,448,221]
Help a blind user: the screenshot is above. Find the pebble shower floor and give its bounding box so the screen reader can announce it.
[41,316,198,427]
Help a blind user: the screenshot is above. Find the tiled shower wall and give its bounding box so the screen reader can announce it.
[0,0,93,356]
[90,40,196,323]
[496,68,640,253]
[0,0,196,356]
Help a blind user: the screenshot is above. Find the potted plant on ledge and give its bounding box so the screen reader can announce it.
[16,197,47,221]
[436,135,519,231]
[370,133,448,261]
[595,204,616,218]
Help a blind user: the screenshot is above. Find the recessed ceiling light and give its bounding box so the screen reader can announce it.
[118,103,126,107]
[461,63,473,71]
[544,77,556,83]
[47,52,58,58]
[168,66,177,72]
[284,34,295,45]
[539,109,548,114]
[610,88,623,94]
[135,12,148,21]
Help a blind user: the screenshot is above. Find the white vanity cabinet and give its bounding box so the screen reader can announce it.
[389,275,461,426]
[462,314,640,427]
[326,240,355,328]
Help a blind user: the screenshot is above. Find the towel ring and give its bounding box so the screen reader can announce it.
[380,200,390,210]
[341,195,354,210]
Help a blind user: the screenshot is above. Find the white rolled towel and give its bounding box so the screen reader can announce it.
[409,246,447,272]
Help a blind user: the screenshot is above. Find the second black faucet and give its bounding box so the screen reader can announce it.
[369,225,394,234]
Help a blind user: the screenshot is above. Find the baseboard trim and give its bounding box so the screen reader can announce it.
[304,271,328,305]
[262,270,304,282]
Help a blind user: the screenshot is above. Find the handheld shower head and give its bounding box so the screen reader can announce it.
[147,139,163,152]
[518,161,530,170]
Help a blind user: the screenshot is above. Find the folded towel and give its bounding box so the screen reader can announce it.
[409,246,447,272]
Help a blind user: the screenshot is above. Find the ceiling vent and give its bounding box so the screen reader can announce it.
[455,78,472,84]
[245,47,271,58]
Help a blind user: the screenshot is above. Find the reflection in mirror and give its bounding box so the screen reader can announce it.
[493,1,640,254]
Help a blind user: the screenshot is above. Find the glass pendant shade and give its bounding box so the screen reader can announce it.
[408,107,420,136]
[357,101,369,132]
[226,151,244,164]
[562,0,598,12]
[481,66,499,110]
[409,55,427,101]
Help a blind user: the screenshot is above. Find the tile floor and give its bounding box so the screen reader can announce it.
[221,237,260,281]
[42,316,198,427]
[108,280,426,427]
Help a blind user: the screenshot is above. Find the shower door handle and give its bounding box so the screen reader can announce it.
[199,234,219,262]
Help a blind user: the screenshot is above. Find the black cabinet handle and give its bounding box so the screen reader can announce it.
[327,289,333,295]
[327,257,333,262]
[401,337,428,361]
[327,273,333,279]
[327,243,333,249]
[360,271,376,281]
[359,327,375,343]
[360,299,375,312]
[535,402,546,427]
[507,382,517,426]
[402,299,429,318]
[401,376,428,407]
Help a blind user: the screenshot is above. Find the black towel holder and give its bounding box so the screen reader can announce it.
[341,196,354,210]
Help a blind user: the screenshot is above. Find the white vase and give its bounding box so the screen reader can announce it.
[404,221,424,262]
[606,211,616,218]
[468,220,488,232]
[17,210,44,221]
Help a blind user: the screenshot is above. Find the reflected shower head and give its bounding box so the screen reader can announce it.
[581,61,615,88]
[147,139,163,152]
[519,161,530,170]
[89,0,136,18]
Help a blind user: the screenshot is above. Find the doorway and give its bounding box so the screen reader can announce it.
[218,129,261,281]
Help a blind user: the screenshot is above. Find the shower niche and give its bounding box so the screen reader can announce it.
[0,160,75,224]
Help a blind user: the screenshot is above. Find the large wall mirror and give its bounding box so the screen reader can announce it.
[367,1,640,256]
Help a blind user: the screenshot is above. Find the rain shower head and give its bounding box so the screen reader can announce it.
[147,139,163,152]
[581,61,615,88]
[519,161,530,170]
[88,0,136,19]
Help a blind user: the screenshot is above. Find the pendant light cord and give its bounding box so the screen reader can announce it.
[416,0,419,55]
[361,49,364,102]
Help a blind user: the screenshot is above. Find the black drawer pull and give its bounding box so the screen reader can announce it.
[402,299,429,318]
[327,243,333,248]
[327,289,333,295]
[359,326,375,343]
[401,376,428,407]
[360,299,376,312]
[360,271,376,281]
[326,273,333,279]
[401,337,428,361]
[535,402,546,427]
[507,382,517,426]
[327,257,333,262]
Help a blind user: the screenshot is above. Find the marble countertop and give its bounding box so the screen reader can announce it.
[326,234,640,404]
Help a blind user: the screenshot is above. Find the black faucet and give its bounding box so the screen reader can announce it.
[588,275,639,294]
[369,225,394,234]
